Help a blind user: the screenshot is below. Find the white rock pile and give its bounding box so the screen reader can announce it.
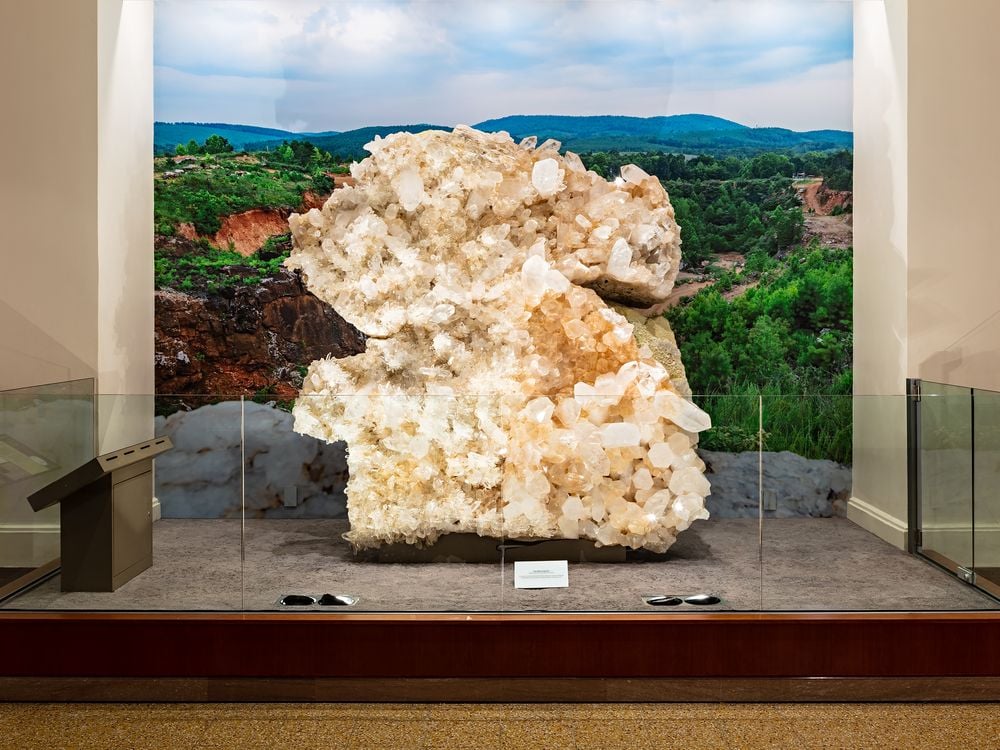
[155,401,347,519]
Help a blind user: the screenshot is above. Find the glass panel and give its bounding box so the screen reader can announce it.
[2,394,244,611]
[760,393,854,610]
[0,379,94,591]
[756,394,845,609]
[241,394,504,612]
[763,393,996,611]
[151,394,245,610]
[499,393,762,612]
[919,384,974,575]
[974,387,1000,596]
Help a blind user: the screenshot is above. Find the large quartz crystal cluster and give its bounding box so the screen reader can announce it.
[286,126,711,553]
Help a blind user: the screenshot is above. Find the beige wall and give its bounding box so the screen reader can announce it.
[849,0,910,547]
[0,0,99,391]
[97,0,155,453]
[907,0,1000,393]
[851,0,1000,549]
[0,0,152,400]
[0,0,154,565]
[907,0,1000,566]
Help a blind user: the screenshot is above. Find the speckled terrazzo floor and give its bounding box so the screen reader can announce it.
[1,703,998,749]
[3,518,996,612]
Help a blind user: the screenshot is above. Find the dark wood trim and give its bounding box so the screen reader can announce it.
[4,676,1000,703]
[1,612,999,682]
[921,547,963,575]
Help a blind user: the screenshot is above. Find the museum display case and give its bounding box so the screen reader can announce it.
[3,386,998,615]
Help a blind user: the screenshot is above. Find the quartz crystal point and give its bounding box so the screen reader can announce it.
[285,126,710,553]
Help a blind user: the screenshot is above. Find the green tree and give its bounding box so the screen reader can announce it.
[764,206,804,253]
[740,315,792,381]
[743,152,794,179]
[683,332,734,392]
[203,134,234,154]
[825,168,852,191]
[288,140,317,165]
[277,143,294,163]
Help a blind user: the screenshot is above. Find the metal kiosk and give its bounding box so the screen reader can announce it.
[27,437,173,592]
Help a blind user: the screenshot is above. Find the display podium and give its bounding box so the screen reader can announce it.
[27,437,173,592]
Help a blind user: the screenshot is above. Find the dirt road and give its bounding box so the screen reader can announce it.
[798,178,853,249]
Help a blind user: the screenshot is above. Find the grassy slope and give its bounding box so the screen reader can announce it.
[154,153,328,235]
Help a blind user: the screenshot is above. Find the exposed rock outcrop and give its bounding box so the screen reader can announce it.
[155,270,365,397]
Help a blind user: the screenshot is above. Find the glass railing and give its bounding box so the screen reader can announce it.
[914,380,1000,600]
[1,386,997,613]
[0,379,94,596]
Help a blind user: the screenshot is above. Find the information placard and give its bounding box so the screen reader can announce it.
[513,560,569,589]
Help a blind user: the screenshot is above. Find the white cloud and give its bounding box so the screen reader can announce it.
[662,59,854,131]
[155,65,290,127]
[154,0,853,131]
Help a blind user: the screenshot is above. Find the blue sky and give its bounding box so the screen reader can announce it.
[154,0,853,132]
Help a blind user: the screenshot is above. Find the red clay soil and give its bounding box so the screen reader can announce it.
[177,189,342,255]
[301,191,325,210]
[212,209,290,256]
[176,222,198,241]
[799,179,851,216]
[155,276,366,397]
[797,179,853,249]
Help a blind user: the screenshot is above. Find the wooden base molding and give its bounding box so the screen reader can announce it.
[1,612,999,694]
[3,676,1000,703]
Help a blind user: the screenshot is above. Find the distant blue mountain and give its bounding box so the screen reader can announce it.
[473,113,748,138]
[470,115,851,154]
[154,115,851,157]
[245,124,448,156]
[154,122,340,153]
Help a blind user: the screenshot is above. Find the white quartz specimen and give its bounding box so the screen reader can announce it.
[600,422,641,449]
[285,126,710,552]
[531,157,564,197]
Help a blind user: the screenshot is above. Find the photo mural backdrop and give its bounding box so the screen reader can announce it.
[151,0,853,520]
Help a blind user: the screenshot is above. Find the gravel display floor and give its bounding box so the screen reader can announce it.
[4,517,996,612]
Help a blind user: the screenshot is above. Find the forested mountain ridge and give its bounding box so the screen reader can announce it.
[156,115,852,158]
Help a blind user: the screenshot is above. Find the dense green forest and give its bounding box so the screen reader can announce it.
[582,149,850,265]
[580,149,854,462]
[666,245,853,462]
